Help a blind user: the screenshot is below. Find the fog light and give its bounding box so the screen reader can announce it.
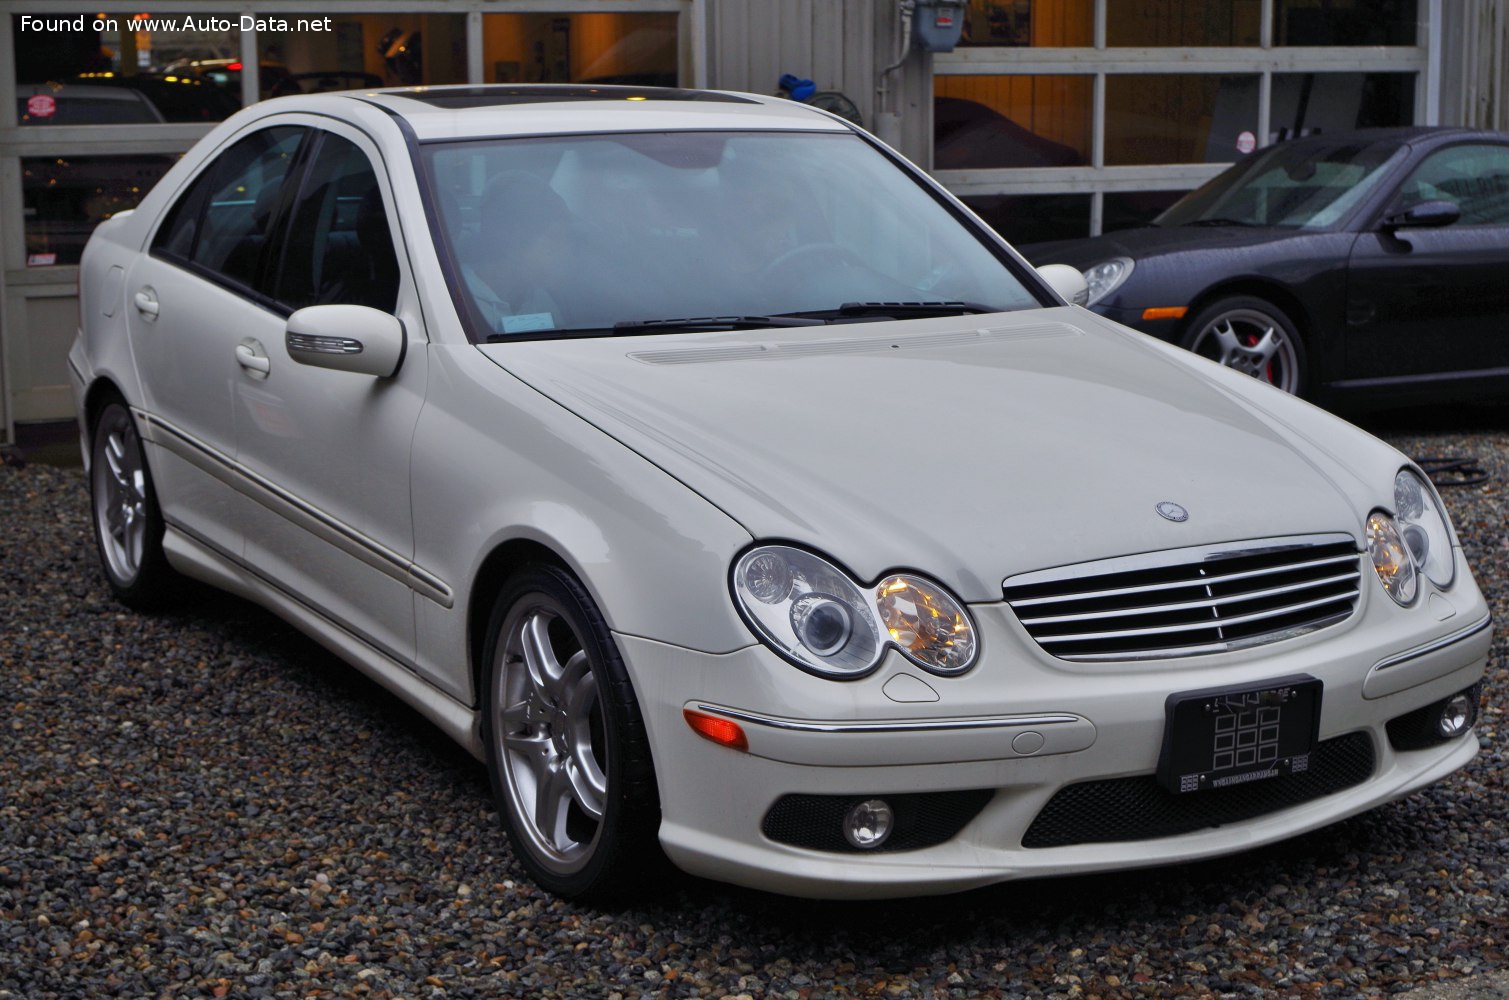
[843,799,893,849]
[1437,692,1476,738]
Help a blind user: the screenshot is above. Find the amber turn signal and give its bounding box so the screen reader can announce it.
[1141,306,1188,321]
[683,708,749,751]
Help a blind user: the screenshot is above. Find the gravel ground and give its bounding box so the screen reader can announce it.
[2,411,1508,999]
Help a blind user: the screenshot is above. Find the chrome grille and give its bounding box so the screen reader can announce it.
[1002,533,1362,661]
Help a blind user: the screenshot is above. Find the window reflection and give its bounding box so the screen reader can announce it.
[259,14,467,92]
[482,14,678,87]
[934,76,1092,169]
[957,0,1093,46]
[12,14,242,121]
[23,154,177,266]
[1105,75,1259,166]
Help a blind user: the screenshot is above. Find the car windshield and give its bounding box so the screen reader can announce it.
[421,131,1043,340]
[1156,138,1409,230]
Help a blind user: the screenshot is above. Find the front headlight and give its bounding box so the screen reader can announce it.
[1367,511,1418,606]
[1081,257,1134,307]
[1393,468,1456,588]
[731,545,978,679]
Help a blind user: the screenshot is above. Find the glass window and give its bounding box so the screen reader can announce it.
[22,154,178,266]
[1107,1,1260,46]
[258,14,467,92]
[273,134,399,311]
[1156,136,1407,229]
[424,131,1042,340]
[934,77,1092,169]
[483,13,678,86]
[1274,0,1417,46]
[1105,75,1259,166]
[152,126,305,291]
[12,14,242,121]
[1102,191,1185,233]
[1396,145,1509,226]
[1270,72,1414,142]
[957,0,1093,46]
[963,194,1091,246]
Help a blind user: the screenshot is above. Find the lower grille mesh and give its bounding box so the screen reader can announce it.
[1022,732,1375,848]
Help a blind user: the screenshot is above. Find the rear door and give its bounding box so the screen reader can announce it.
[126,124,308,552]
[1345,141,1509,382]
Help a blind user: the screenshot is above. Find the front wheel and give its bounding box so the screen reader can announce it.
[481,564,662,901]
[1181,296,1307,396]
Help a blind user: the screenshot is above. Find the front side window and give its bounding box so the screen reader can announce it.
[1396,144,1509,227]
[152,125,305,291]
[272,134,400,312]
[423,131,1042,340]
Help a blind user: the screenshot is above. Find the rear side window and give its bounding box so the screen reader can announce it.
[152,126,305,291]
[271,134,400,313]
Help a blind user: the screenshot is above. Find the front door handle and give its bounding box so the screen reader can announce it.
[235,341,271,376]
[133,287,159,319]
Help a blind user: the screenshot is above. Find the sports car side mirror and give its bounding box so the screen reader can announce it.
[1036,263,1090,306]
[285,305,405,378]
[1381,199,1460,231]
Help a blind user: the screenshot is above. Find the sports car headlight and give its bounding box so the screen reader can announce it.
[1393,468,1456,589]
[1367,511,1418,606]
[1081,257,1134,307]
[732,545,978,679]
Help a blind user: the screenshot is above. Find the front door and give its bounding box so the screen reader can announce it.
[234,122,428,670]
[1345,142,1509,383]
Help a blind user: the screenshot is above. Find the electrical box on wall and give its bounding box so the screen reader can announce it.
[913,1,966,52]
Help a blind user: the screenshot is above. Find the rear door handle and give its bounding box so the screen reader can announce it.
[133,288,159,318]
[235,342,271,376]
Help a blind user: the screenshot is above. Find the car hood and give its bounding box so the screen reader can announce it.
[477,308,1385,602]
[1023,225,1310,269]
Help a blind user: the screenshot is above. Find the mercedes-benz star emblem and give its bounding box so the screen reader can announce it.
[1156,501,1189,522]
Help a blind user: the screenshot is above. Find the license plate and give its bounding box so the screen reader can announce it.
[1156,675,1322,794]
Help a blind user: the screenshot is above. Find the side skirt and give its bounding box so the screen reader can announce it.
[162,525,485,762]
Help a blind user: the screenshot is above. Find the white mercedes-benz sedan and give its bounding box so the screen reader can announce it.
[71,84,1490,901]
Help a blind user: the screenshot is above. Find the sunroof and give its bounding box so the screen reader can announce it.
[391,85,759,109]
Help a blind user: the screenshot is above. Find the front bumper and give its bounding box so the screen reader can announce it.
[617,565,1490,899]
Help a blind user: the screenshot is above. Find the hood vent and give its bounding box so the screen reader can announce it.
[1003,533,1362,661]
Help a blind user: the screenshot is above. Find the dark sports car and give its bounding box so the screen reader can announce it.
[1024,127,1509,408]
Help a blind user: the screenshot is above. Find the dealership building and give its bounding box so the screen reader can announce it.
[1,0,1505,443]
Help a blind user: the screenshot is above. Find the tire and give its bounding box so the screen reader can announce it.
[1180,295,1308,396]
[89,397,180,610]
[480,564,663,901]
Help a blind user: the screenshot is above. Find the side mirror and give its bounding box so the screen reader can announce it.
[1036,263,1090,306]
[285,305,405,378]
[1381,199,1460,231]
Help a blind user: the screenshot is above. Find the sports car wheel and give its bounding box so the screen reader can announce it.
[89,397,178,609]
[482,565,662,901]
[1182,296,1307,396]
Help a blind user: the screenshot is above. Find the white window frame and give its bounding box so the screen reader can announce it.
[931,0,1440,236]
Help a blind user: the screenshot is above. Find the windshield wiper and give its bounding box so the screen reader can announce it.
[611,315,827,334]
[1182,217,1257,227]
[835,300,997,317]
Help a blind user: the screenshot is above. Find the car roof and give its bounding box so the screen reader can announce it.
[1276,125,1506,150]
[348,84,853,142]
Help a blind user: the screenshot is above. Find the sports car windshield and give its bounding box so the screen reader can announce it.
[1156,138,1408,231]
[421,131,1043,340]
